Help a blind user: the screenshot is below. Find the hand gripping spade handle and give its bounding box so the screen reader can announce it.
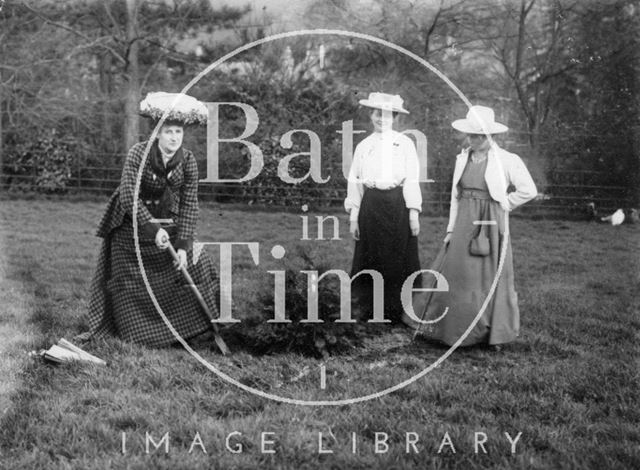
[165,240,230,355]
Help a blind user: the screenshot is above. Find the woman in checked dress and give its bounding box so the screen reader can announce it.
[84,92,219,347]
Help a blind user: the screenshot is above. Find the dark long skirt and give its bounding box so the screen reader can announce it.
[351,187,421,322]
[86,222,219,347]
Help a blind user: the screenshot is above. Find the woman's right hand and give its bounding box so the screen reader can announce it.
[155,228,170,250]
[350,220,360,241]
[444,232,452,244]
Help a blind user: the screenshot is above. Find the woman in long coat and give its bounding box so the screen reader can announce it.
[415,105,537,348]
[344,92,422,322]
[85,92,219,347]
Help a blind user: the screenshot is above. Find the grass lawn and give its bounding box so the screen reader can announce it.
[0,198,638,469]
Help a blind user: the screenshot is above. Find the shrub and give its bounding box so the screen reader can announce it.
[232,134,346,208]
[197,66,358,207]
[229,245,364,358]
[4,130,83,193]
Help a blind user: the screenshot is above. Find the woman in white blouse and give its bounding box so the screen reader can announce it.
[344,92,422,322]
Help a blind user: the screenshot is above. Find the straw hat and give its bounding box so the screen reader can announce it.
[451,105,508,134]
[139,92,208,126]
[358,92,409,114]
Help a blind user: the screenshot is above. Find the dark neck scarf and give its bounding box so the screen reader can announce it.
[150,140,184,178]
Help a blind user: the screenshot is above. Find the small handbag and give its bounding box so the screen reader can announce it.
[469,204,491,257]
[469,230,490,256]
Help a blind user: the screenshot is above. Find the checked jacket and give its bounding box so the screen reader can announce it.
[97,140,199,251]
[86,140,219,347]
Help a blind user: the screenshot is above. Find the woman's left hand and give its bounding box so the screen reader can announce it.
[174,249,187,271]
[409,219,420,237]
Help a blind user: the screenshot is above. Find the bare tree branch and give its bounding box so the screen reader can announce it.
[102,1,124,39]
[21,1,127,65]
[423,0,445,57]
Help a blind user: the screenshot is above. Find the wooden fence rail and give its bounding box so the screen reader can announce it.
[1,162,633,215]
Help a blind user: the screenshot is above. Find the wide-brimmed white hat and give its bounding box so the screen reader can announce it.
[139,92,208,126]
[451,105,508,134]
[359,92,409,114]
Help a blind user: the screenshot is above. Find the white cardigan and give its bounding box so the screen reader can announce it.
[446,144,537,233]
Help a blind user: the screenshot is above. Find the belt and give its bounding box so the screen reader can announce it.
[363,184,402,191]
[150,218,174,225]
[459,189,492,200]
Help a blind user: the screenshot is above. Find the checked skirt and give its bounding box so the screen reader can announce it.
[87,222,219,348]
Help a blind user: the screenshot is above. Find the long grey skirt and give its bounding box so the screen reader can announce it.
[417,193,519,346]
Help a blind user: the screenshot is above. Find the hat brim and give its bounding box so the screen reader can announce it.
[359,99,409,114]
[139,92,208,126]
[140,108,208,127]
[451,119,508,134]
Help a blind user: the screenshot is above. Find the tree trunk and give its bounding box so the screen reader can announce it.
[0,70,3,186]
[123,0,140,153]
[99,50,114,154]
[633,14,640,206]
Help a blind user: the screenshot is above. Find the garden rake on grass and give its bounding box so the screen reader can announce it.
[165,241,230,355]
[402,241,449,341]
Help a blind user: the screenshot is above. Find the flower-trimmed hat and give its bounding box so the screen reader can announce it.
[139,92,208,126]
[451,105,508,134]
[359,92,409,114]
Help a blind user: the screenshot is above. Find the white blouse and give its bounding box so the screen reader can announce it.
[344,130,422,222]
